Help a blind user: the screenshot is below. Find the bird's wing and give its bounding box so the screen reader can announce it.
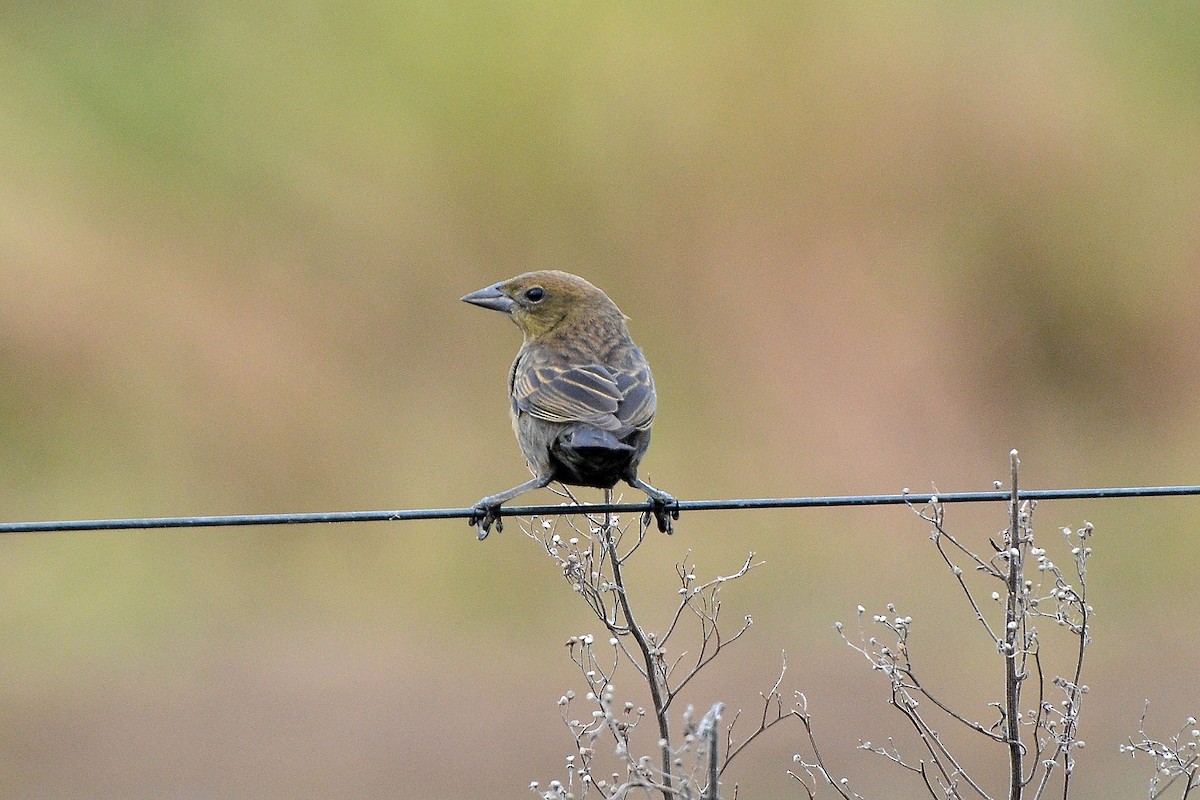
[613,362,656,432]
[513,363,624,431]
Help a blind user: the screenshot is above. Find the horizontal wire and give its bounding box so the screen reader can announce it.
[2,484,1199,534]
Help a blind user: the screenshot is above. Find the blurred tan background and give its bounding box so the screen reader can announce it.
[2,4,1198,798]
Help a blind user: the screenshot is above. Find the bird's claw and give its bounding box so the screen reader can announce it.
[642,496,680,535]
[468,504,504,540]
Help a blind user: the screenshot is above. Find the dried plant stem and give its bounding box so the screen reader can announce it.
[530,484,774,799]
[845,451,1096,799]
[601,488,674,799]
[702,703,722,800]
[1005,450,1024,800]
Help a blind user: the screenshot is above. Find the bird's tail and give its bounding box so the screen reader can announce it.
[558,425,635,455]
[552,425,637,488]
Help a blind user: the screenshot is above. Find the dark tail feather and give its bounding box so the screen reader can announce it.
[558,426,635,455]
[552,425,637,488]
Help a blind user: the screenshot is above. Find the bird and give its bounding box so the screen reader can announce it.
[461,270,678,540]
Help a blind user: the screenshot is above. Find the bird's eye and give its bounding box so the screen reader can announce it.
[524,287,545,302]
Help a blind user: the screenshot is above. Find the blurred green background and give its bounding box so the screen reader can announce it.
[2,3,1198,798]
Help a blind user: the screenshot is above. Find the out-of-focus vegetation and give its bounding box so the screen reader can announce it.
[2,4,1198,798]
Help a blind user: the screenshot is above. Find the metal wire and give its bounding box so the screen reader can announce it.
[2,484,1199,534]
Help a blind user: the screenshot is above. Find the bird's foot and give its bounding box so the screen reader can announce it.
[626,476,679,534]
[643,497,679,534]
[466,477,551,540]
[640,492,679,535]
[468,502,504,540]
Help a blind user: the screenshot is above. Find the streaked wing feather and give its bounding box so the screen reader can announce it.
[514,364,622,429]
[614,366,656,431]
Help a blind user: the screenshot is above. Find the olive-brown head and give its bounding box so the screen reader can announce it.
[461,270,626,343]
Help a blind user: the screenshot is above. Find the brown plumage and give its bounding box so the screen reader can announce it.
[462,270,677,539]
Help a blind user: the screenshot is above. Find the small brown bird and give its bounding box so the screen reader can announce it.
[462,270,677,539]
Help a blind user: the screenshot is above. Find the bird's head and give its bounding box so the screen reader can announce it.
[461,270,625,341]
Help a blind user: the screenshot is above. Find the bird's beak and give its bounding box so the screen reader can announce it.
[461,282,515,313]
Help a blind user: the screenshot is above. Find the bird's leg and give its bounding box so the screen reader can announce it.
[469,474,553,540]
[625,476,678,535]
